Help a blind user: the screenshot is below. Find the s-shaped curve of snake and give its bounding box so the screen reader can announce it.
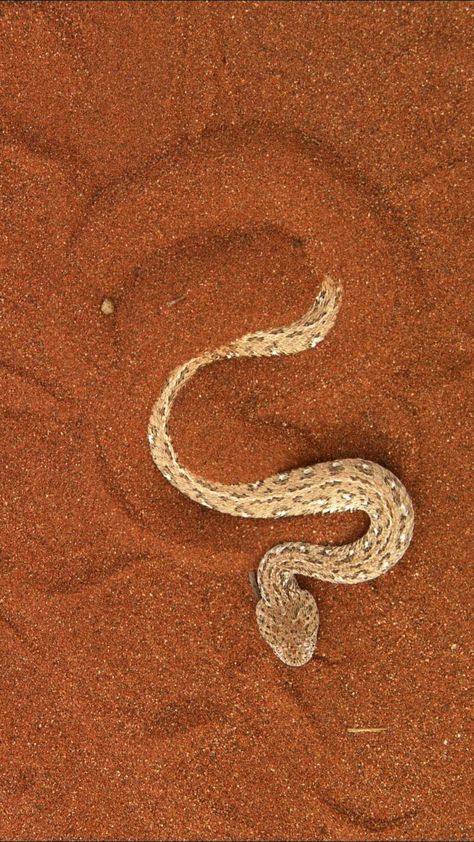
[148,275,414,666]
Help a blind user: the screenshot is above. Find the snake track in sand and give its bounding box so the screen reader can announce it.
[148,272,414,666]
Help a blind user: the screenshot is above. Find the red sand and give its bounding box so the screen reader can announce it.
[0,2,472,840]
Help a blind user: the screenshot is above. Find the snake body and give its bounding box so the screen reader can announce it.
[148,275,414,666]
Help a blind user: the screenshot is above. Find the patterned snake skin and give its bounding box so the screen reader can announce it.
[148,275,414,666]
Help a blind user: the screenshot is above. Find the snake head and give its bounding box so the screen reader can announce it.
[256,590,319,667]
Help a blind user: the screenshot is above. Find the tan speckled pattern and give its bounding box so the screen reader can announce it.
[148,275,414,666]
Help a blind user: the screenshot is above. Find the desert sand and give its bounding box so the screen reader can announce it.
[0,2,472,840]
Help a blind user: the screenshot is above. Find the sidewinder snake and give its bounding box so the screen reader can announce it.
[148,274,414,666]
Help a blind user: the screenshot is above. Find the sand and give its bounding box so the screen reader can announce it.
[0,2,472,840]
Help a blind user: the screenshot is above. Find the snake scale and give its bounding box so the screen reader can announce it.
[148,275,414,666]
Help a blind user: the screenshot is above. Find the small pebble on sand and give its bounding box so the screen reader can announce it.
[100,297,115,315]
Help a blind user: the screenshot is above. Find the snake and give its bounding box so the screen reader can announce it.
[147,274,414,667]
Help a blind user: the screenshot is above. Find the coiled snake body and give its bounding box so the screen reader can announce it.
[148,276,414,666]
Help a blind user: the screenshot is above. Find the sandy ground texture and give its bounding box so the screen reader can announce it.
[0,2,472,840]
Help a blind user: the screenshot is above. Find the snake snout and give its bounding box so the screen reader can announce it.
[256,590,319,667]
